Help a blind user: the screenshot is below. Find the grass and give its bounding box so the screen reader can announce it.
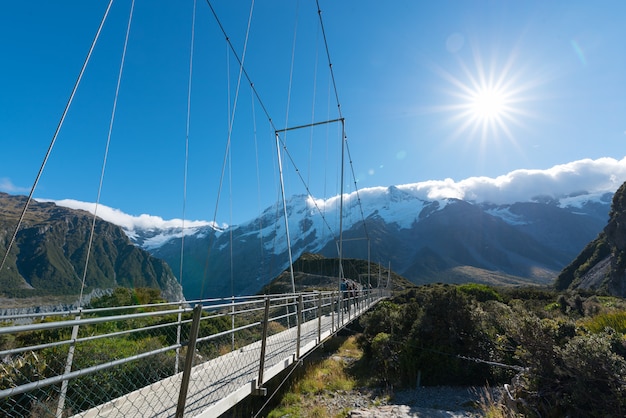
[583,310,626,334]
[476,385,521,418]
[267,335,364,418]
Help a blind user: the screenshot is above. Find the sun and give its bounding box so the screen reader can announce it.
[469,85,508,122]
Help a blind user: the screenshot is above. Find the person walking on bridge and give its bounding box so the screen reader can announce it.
[341,279,349,313]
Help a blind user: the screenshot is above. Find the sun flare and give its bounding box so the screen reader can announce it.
[434,44,537,146]
[469,86,508,122]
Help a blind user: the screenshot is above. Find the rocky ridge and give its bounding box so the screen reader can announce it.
[556,180,626,296]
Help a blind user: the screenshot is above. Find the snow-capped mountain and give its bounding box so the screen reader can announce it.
[127,186,611,300]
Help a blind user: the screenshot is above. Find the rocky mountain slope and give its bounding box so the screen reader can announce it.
[556,181,626,296]
[0,193,182,302]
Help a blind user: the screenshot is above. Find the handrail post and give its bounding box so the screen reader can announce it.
[330,292,335,333]
[231,296,235,351]
[56,314,81,417]
[176,304,203,418]
[337,291,341,329]
[317,292,322,343]
[175,300,183,374]
[257,297,271,388]
[296,294,303,360]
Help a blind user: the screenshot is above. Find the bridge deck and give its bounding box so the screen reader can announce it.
[74,301,372,418]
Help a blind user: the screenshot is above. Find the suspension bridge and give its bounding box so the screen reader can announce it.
[0,286,389,417]
[1,1,387,416]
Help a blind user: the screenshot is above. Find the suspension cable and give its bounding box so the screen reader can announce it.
[308,22,320,188]
[179,0,197,293]
[345,140,369,240]
[200,0,255,299]
[0,0,114,274]
[251,88,265,272]
[316,0,342,120]
[283,0,300,135]
[209,0,254,232]
[276,0,301,293]
[79,0,135,308]
[316,1,371,256]
[205,0,276,132]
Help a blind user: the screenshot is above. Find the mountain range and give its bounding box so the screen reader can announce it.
[0,185,614,302]
[117,186,611,300]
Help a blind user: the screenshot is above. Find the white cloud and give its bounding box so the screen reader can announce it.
[394,157,626,204]
[307,157,626,217]
[0,178,28,193]
[37,199,215,231]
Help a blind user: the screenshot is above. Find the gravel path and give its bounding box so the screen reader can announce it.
[348,386,488,417]
[299,386,493,418]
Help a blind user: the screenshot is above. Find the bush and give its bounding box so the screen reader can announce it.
[356,284,626,416]
[458,283,503,302]
[556,332,626,416]
[370,332,396,384]
[401,286,493,385]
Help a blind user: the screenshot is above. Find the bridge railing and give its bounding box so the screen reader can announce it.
[0,287,387,417]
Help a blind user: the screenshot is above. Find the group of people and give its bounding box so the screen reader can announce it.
[340,278,365,313]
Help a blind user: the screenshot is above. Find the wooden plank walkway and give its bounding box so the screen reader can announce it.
[74,300,375,418]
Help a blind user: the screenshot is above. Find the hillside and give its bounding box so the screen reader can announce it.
[556,181,626,296]
[0,193,182,303]
[259,252,415,294]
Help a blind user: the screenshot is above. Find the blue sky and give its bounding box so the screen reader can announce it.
[1,1,625,225]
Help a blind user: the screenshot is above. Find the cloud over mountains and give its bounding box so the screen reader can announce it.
[395,157,626,204]
[37,199,215,232]
[40,156,626,231]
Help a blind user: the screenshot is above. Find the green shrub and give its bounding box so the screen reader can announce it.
[512,331,626,417]
[556,332,626,416]
[401,286,494,385]
[371,332,396,384]
[458,283,503,302]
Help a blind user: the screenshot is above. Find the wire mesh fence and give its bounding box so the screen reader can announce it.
[0,288,387,417]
